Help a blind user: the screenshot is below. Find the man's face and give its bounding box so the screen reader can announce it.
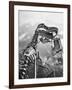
[38,35,52,44]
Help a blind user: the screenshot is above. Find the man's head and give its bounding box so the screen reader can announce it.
[36,23,58,43]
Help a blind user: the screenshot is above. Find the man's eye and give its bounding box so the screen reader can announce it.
[42,36,47,40]
[40,38,43,42]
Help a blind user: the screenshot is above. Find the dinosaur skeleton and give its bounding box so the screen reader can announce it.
[19,23,63,79]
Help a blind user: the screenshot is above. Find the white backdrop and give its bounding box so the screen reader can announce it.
[0,0,72,90]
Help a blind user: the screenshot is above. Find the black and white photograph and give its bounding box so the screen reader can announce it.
[9,1,70,88]
[19,10,63,79]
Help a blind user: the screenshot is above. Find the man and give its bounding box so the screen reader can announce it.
[19,23,63,79]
